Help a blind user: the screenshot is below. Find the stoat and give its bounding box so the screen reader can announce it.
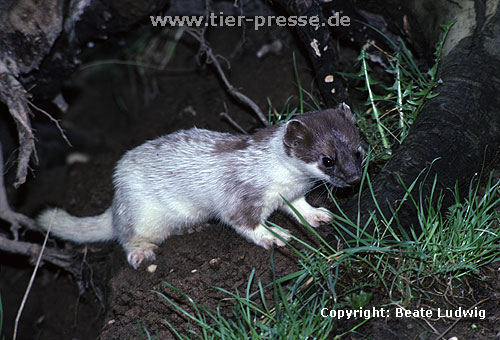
[38,103,363,269]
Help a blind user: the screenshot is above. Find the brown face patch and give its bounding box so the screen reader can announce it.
[283,120,316,163]
[282,105,363,185]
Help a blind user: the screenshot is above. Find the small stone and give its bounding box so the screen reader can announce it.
[209,257,221,266]
[324,75,334,83]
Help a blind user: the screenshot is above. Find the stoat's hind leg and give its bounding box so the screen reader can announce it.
[114,198,210,269]
[116,218,165,269]
[123,239,159,269]
[113,201,172,269]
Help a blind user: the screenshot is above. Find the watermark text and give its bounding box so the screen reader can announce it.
[151,13,351,30]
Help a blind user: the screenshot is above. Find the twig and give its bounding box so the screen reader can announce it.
[185,28,268,126]
[26,100,72,147]
[394,303,439,334]
[229,0,247,59]
[220,112,249,135]
[13,209,56,340]
[433,298,489,340]
[220,103,249,135]
[78,59,195,73]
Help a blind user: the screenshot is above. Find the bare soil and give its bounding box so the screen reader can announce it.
[1,25,499,340]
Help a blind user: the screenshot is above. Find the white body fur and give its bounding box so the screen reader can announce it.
[38,105,362,268]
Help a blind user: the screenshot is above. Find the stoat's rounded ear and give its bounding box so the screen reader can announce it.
[284,119,309,148]
[339,102,355,122]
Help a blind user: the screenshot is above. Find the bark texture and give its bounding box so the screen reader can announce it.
[273,0,347,107]
[338,0,500,234]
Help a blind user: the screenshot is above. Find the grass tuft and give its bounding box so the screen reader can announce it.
[339,23,453,164]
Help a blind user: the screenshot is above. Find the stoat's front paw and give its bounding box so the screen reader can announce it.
[303,207,332,228]
[253,225,292,249]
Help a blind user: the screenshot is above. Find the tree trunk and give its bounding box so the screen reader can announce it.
[337,0,500,235]
[273,0,348,107]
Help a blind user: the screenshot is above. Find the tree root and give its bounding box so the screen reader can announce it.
[0,64,37,189]
[0,138,79,276]
[0,234,80,277]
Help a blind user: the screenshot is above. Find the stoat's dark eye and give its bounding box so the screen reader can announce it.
[322,156,335,167]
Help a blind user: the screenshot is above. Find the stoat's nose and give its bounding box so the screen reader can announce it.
[345,174,361,186]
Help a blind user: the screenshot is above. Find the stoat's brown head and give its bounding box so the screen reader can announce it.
[283,103,364,188]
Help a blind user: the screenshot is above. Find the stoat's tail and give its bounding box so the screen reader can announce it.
[37,207,114,243]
